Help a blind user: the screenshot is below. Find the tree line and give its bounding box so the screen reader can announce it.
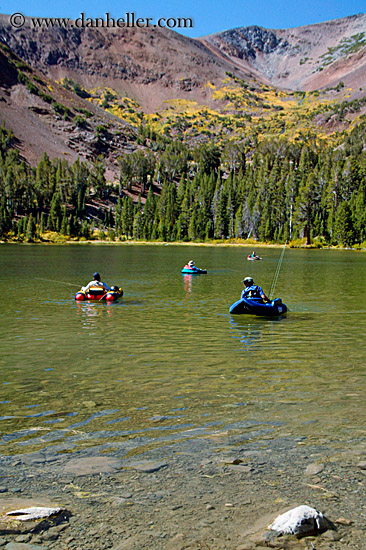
[0,123,365,246]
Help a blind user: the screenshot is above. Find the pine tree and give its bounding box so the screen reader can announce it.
[121,196,134,237]
[294,173,319,244]
[196,143,221,175]
[335,201,355,246]
[143,187,156,240]
[60,206,68,235]
[48,192,62,231]
[26,213,36,242]
[0,196,11,237]
[89,156,106,198]
[133,198,143,239]
[16,218,23,239]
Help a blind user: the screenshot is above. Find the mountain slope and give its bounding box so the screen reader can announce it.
[0,43,137,177]
[0,13,365,110]
[0,13,366,171]
[0,15,254,113]
[199,14,366,91]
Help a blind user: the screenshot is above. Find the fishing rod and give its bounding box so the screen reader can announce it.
[269,242,287,300]
[35,277,80,287]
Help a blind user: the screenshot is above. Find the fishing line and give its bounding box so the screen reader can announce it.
[289,310,366,315]
[35,277,80,287]
[269,242,286,300]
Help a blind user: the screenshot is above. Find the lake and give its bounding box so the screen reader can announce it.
[0,244,365,464]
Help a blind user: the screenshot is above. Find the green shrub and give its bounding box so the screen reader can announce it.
[74,115,88,129]
[26,80,39,95]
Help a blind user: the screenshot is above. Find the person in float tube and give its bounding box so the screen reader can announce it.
[81,272,112,292]
[183,260,197,271]
[241,276,269,302]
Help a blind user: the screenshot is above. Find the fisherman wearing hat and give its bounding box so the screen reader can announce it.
[182,260,197,270]
[81,272,112,293]
[241,276,269,302]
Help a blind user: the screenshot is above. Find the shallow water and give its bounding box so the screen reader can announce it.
[0,244,365,462]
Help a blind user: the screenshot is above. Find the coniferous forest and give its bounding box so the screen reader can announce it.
[0,121,365,247]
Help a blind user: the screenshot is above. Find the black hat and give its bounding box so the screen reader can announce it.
[93,272,101,281]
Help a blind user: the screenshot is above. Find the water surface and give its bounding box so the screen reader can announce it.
[0,244,365,462]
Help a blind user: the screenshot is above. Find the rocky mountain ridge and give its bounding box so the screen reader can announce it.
[0,13,365,174]
[0,15,251,113]
[200,14,366,90]
[1,13,365,109]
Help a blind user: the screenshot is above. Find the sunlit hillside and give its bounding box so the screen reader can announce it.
[66,74,366,146]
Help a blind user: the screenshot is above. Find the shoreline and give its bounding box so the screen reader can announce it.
[1,238,365,251]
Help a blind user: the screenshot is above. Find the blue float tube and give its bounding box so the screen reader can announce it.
[229,297,287,316]
[181,267,207,274]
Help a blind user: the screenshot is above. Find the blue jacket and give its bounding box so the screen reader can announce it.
[241,284,264,300]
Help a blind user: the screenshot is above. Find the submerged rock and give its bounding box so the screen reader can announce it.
[130,461,168,473]
[268,505,332,537]
[4,543,45,549]
[304,463,324,476]
[63,456,123,475]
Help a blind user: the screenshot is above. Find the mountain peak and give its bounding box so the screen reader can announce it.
[0,12,365,171]
[199,13,366,90]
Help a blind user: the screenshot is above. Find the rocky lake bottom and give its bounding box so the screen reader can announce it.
[0,434,365,550]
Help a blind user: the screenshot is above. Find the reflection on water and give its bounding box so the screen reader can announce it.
[229,316,285,350]
[183,273,193,294]
[182,272,208,295]
[76,301,117,321]
[0,245,365,463]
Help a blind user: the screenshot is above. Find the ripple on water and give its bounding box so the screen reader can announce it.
[0,246,365,462]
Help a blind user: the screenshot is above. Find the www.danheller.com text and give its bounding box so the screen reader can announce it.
[9,12,194,30]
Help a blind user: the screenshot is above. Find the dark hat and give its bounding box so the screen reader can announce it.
[93,272,101,281]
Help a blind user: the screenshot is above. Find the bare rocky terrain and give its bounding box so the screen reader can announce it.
[1,13,365,111]
[200,14,366,92]
[0,13,365,175]
[0,16,249,113]
[0,44,137,179]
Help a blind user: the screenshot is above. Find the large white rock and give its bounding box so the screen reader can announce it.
[6,506,63,521]
[268,505,328,536]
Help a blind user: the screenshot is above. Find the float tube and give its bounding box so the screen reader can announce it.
[75,286,123,303]
[247,255,262,261]
[181,265,207,274]
[229,297,287,317]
